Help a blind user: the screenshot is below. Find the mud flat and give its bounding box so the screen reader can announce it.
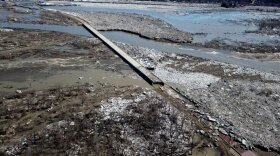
[0,29,150,95]
[118,43,280,153]
[75,12,193,43]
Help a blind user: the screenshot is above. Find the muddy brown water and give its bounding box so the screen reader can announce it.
[0,65,150,94]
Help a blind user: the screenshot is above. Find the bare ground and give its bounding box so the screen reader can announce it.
[118,42,280,152]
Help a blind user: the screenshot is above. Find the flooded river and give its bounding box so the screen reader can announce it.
[1,4,280,74]
[1,3,280,155]
[45,2,280,44]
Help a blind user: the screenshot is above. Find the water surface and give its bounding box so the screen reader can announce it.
[45,2,280,44]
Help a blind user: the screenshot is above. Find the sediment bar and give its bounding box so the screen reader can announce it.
[67,14,164,85]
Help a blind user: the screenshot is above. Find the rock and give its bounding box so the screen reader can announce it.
[197,130,205,135]
[241,139,249,148]
[212,132,219,136]
[87,87,95,92]
[48,95,56,99]
[78,77,84,80]
[70,121,75,126]
[207,115,217,122]
[16,90,22,94]
[58,120,67,128]
[218,128,228,135]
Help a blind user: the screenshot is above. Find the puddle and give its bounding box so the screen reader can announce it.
[0,54,150,95]
[0,67,150,94]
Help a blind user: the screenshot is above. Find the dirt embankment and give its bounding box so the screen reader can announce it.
[76,12,193,43]
[119,43,280,153]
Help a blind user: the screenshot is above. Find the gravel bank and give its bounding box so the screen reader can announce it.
[76,12,193,43]
[118,42,280,152]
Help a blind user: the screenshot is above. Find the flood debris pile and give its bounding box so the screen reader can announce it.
[77,12,193,43]
[119,43,280,152]
[0,85,203,155]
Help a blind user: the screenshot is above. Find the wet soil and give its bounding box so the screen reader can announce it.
[0,29,148,95]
